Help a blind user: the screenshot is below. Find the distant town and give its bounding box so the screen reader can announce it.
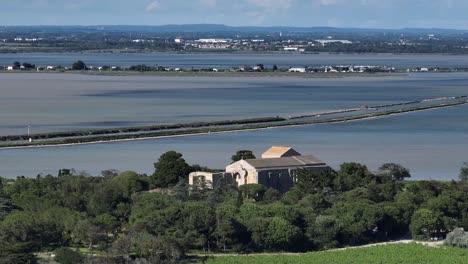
[2,25,468,54]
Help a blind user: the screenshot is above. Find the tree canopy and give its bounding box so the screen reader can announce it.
[231,150,256,163]
[71,60,86,70]
[151,151,192,188]
[0,154,467,262]
[459,162,468,182]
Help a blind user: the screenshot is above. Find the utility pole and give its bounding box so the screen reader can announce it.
[28,125,32,142]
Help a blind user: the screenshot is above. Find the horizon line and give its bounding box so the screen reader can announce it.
[1,24,467,32]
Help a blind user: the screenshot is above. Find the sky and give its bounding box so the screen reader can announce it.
[0,0,467,29]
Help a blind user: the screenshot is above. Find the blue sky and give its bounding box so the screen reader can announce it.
[0,0,467,29]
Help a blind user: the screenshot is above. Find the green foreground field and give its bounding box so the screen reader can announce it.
[199,243,468,264]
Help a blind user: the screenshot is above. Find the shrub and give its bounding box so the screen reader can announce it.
[445,228,468,249]
[54,247,83,264]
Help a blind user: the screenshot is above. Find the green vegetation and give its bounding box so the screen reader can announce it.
[200,243,468,264]
[71,60,87,70]
[0,152,467,263]
[460,162,468,182]
[445,228,468,249]
[54,247,84,264]
[231,150,256,163]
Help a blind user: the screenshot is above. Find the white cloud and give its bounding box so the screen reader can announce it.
[199,0,217,8]
[319,0,338,6]
[247,0,294,10]
[146,1,160,13]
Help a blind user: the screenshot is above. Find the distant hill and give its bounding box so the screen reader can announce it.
[2,24,467,35]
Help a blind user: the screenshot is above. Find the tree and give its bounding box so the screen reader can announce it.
[13,61,21,69]
[272,65,278,71]
[294,168,336,195]
[460,162,468,182]
[231,150,256,163]
[110,171,149,199]
[379,163,411,181]
[72,219,106,250]
[0,241,36,264]
[410,209,440,240]
[151,151,192,188]
[334,162,373,192]
[247,217,301,251]
[239,184,266,201]
[444,228,468,249]
[72,60,86,70]
[54,248,83,264]
[307,215,342,249]
[0,197,14,221]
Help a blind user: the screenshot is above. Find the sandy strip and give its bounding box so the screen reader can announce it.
[1,101,465,151]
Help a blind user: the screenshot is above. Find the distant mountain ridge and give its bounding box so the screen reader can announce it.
[2,24,467,34]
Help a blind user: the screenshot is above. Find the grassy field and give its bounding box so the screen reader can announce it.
[198,243,468,264]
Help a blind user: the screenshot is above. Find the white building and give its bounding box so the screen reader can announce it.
[316,39,352,46]
[288,67,307,73]
[284,47,299,51]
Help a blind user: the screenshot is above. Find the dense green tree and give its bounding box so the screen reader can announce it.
[459,162,468,182]
[0,241,36,264]
[239,184,267,201]
[133,232,184,263]
[334,162,373,192]
[410,209,441,240]
[54,247,83,264]
[72,219,106,250]
[306,215,342,249]
[151,151,192,188]
[0,197,13,220]
[262,188,282,203]
[111,171,149,199]
[213,203,243,251]
[246,217,302,251]
[379,163,411,181]
[71,60,86,70]
[231,150,256,163]
[294,168,336,195]
[13,61,21,69]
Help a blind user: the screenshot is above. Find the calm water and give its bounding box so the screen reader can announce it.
[0,71,467,180]
[1,106,467,180]
[1,72,468,136]
[1,53,468,69]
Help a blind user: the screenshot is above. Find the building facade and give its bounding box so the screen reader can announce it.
[189,146,329,192]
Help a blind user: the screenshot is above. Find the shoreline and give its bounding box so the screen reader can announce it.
[1,101,465,151]
[0,70,402,79]
[3,51,468,56]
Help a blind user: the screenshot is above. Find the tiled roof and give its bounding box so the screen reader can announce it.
[245,155,326,169]
[262,146,301,158]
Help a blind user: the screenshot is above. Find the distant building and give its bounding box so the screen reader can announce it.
[316,39,352,46]
[284,47,299,51]
[6,66,14,71]
[189,146,329,192]
[288,67,307,73]
[196,39,230,43]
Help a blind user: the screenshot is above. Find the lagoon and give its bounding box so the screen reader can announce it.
[0,72,467,180]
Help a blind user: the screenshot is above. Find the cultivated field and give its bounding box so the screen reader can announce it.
[199,243,468,264]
